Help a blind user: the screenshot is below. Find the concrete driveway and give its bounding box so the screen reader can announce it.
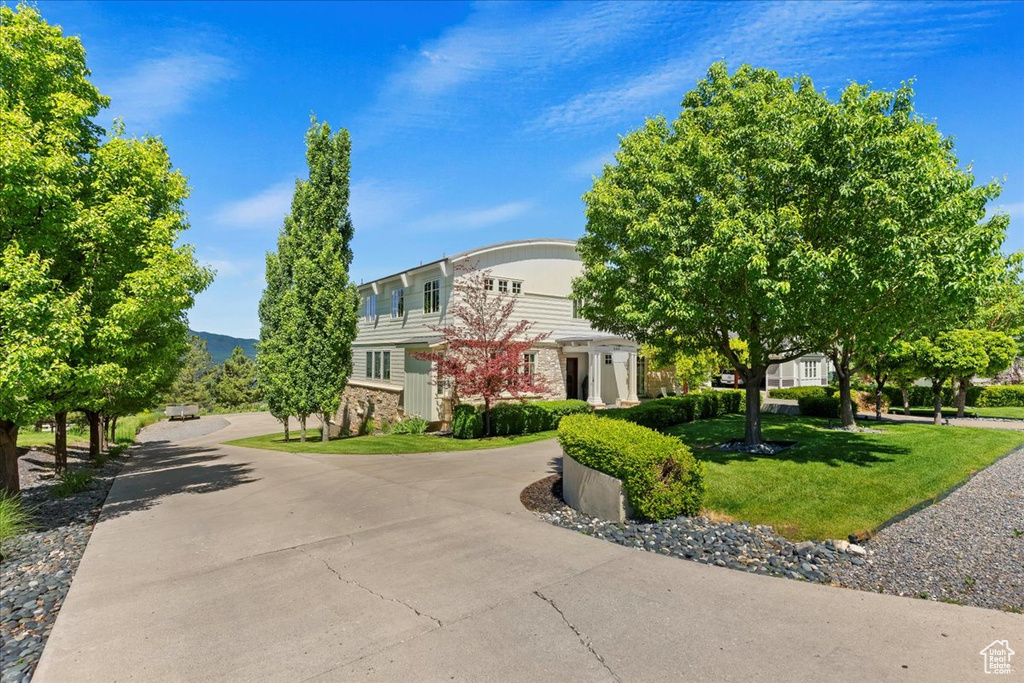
[34,413,1020,682]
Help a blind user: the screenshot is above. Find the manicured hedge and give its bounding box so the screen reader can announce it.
[451,404,483,439]
[879,384,984,409]
[558,413,706,520]
[453,399,591,438]
[603,390,743,430]
[767,386,829,400]
[797,395,843,418]
[977,385,1024,407]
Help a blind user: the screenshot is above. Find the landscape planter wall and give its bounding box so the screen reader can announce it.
[561,451,634,523]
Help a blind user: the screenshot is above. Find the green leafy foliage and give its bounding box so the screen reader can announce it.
[558,414,706,521]
[797,396,843,419]
[451,404,483,439]
[0,492,34,546]
[390,416,429,435]
[209,346,259,409]
[51,470,94,499]
[453,400,590,438]
[604,391,741,430]
[767,387,829,400]
[977,386,1024,408]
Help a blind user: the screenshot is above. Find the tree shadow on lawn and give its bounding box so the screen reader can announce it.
[673,420,909,468]
[98,439,258,521]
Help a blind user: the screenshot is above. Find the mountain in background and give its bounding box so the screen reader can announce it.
[190,329,257,365]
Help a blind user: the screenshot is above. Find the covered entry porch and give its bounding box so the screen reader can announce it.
[557,334,640,408]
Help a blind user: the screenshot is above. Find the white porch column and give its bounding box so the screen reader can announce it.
[587,345,604,407]
[627,351,639,403]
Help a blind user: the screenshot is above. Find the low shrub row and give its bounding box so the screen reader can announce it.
[452,399,592,439]
[767,386,833,400]
[977,385,1024,407]
[604,390,744,430]
[558,413,706,521]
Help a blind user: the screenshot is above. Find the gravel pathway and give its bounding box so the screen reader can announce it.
[834,445,1024,612]
[1,452,123,683]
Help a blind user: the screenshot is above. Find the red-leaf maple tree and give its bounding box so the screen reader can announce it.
[415,265,549,435]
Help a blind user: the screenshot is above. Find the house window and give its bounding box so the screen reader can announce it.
[604,354,612,365]
[424,279,440,313]
[484,278,494,291]
[572,299,583,319]
[637,357,647,397]
[523,352,536,378]
[373,351,382,379]
[382,351,391,380]
[364,294,377,321]
[511,281,522,294]
[391,289,404,318]
[498,279,509,294]
[365,351,372,379]
[803,360,819,379]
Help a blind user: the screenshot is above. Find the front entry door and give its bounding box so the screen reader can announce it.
[565,358,578,399]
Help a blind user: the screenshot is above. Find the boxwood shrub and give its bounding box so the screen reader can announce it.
[977,385,1024,407]
[797,395,860,418]
[604,390,743,430]
[767,386,828,400]
[453,399,591,438]
[558,413,705,520]
[451,404,483,439]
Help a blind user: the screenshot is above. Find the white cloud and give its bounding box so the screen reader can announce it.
[106,51,234,128]
[569,149,618,179]
[350,179,424,232]
[410,200,533,233]
[212,181,294,230]
[534,1,999,132]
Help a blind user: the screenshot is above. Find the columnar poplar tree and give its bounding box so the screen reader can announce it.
[257,118,359,442]
[415,266,550,436]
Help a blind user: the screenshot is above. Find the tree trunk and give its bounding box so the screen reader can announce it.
[834,354,856,428]
[282,416,290,442]
[932,381,944,426]
[109,416,119,444]
[300,416,307,442]
[683,381,689,395]
[54,411,68,475]
[86,410,102,459]
[900,385,910,414]
[0,420,21,496]
[483,399,492,437]
[742,367,765,447]
[955,378,968,419]
[320,412,330,442]
[874,377,886,420]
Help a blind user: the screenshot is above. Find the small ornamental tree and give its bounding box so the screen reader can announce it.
[915,332,989,425]
[416,266,549,436]
[952,330,1015,417]
[857,340,917,419]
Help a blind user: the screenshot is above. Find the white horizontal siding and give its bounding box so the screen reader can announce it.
[351,345,405,388]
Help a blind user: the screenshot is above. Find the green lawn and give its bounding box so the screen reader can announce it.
[666,414,1024,541]
[225,428,558,454]
[17,426,88,448]
[890,406,1024,420]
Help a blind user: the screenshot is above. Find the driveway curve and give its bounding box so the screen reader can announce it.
[34,412,1020,682]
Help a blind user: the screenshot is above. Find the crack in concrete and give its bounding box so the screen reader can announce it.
[534,590,620,682]
[303,548,443,628]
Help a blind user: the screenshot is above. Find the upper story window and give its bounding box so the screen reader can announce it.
[364,294,377,321]
[572,299,583,319]
[604,354,612,365]
[484,278,494,291]
[511,281,522,294]
[498,279,509,294]
[391,288,404,318]
[424,279,441,314]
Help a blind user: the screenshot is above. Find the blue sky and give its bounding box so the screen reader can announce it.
[34,0,1024,338]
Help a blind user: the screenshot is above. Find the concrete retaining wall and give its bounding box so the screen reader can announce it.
[562,452,634,522]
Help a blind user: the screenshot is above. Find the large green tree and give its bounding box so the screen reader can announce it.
[575,64,827,446]
[799,81,1007,428]
[0,245,81,494]
[257,118,359,442]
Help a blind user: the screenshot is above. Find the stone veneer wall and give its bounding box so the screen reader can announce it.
[336,383,402,435]
[644,368,678,398]
[535,347,568,401]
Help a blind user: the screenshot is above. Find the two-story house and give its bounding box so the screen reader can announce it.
[339,238,641,431]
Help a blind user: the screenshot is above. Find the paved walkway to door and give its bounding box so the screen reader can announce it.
[34,412,1020,682]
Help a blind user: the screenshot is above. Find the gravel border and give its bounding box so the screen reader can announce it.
[1,449,126,683]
